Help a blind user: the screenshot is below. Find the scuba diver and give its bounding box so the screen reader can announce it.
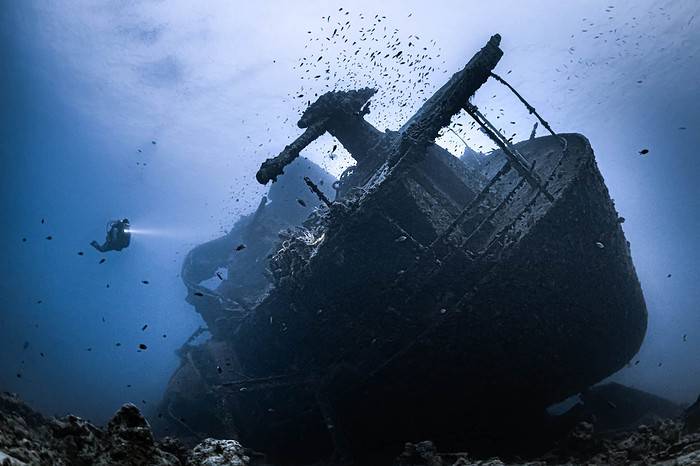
[90,219,131,252]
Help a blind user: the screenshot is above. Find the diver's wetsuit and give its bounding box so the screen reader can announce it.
[90,219,131,252]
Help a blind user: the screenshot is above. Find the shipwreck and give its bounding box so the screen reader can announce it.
[158,34,647,463]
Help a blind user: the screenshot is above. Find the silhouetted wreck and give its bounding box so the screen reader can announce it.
[159,34,647,463]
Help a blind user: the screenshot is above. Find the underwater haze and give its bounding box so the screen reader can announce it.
[1,0,699,426]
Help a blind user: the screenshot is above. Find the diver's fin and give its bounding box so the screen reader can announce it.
[90,240,106,252]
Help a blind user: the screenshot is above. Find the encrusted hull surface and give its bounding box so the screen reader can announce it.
[225,134,646,458]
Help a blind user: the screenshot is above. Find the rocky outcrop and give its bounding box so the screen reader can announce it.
[0,392,250,466]
[186,439,249,466]
[0,392,179,466]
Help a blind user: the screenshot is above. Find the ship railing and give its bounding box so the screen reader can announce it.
[424,66,572,257]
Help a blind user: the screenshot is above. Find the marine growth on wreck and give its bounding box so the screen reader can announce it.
[160,33,647,463]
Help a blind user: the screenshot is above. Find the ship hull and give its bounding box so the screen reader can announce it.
[223,133,646,459]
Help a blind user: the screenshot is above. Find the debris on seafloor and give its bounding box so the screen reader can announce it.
[157,33,647,464]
